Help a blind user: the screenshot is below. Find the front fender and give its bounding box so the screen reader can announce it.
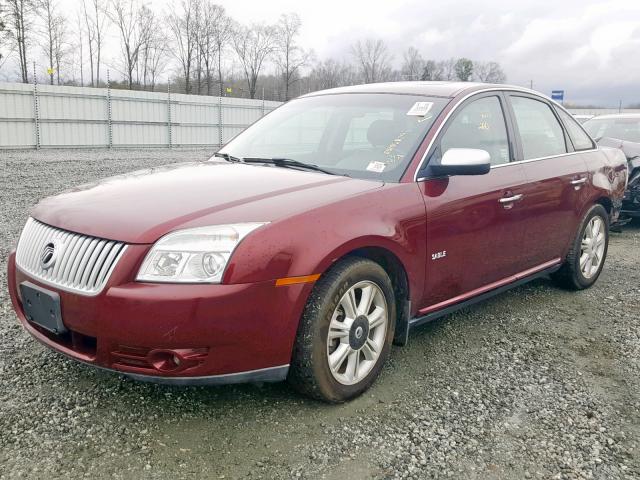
[224,183,427,300]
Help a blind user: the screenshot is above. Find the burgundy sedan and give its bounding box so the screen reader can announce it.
[8,82,627,402]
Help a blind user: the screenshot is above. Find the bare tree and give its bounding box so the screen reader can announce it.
[232,22,275,99]
[81,0,95,85]
[5,0,31,82]
[168,0,196,94]
[191,0,203,93]
[401,46,423,80]
[91,0,106,85]
[0,3,6,67]
[73,10,85,85]
[309,58,357,90]
[211,5,232,94]
[439,58,456,81]
[350,38,391,84]
[195,0,224,95]
[80,0,106,86]
[36,0,66,84]
[51,9,65,83]
[137,5,166,91]
[474,61,506,83]
[108,0,152,89]
[275,13,311,100]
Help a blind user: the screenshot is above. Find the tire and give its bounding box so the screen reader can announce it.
[288,257,396,403]
[551,204,609,290]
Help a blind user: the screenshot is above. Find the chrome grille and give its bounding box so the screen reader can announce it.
[15,217,127,295]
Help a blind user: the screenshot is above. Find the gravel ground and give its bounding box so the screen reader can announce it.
[0,149,639,479]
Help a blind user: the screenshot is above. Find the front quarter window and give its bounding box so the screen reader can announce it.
[218,93,449,182]
[439,95,510,166]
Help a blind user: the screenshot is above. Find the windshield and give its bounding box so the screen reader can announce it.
[217,93,449,181]
[583,117,640,143]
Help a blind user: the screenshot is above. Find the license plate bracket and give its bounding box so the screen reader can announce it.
[20,282,66,335]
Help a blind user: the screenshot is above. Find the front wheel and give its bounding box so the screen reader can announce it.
[552,204,609,290]
[288,257,395,403]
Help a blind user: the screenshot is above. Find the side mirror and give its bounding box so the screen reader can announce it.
[430,148,491,176]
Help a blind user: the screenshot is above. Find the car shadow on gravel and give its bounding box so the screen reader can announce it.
[60,277,556,404]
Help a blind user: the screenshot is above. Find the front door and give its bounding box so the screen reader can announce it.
[417,94,530,310]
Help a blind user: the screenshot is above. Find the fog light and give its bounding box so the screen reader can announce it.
[145,348,208,373]
[149,350,181,372]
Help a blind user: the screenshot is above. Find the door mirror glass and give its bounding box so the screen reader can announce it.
[431,148,491,176]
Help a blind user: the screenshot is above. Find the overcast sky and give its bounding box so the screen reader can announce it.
[27,0,640,105]
[216,0,640,106]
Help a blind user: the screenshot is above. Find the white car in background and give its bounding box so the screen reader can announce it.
[573,114,594,124]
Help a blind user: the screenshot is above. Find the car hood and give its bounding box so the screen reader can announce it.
[32,161,383,244]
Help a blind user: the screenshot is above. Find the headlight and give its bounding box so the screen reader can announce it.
[136,223,266,283]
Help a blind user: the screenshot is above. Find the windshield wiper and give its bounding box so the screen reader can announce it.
[241,157,338,176]
[213,152,244,163]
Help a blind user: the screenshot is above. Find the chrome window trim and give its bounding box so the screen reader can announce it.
[490,148,598,169]
[413,86,598,181]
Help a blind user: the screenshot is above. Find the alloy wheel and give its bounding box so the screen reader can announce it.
[580,216,606,279]
[326,280,388,385]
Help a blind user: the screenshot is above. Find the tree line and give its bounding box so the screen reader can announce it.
[0,0,506,101]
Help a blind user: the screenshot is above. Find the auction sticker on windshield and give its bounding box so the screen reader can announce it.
[366,161,387,173]
[406,101,434,116]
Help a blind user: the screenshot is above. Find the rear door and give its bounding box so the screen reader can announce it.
[418,93,530,310]
[505,94,592,269]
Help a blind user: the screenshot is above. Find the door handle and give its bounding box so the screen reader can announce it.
[570,177,587,188]
[499,194,523,204]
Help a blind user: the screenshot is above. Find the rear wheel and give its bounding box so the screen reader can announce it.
[288,257,395,403]
[552,204,609,290]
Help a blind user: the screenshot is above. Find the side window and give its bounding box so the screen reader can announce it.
[554,107,595,151]
[440,96,510,165]
[510,96,567,160]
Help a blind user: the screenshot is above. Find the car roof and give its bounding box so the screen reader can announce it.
[300,81,536,99]
[589,113,640,120]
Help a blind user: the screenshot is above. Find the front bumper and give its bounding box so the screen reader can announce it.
[7,249,311,385]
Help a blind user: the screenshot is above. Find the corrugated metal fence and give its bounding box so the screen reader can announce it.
[2,81,639,150]
[0,82,282,149]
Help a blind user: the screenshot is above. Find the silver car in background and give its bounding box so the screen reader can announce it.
[583,114,640,221]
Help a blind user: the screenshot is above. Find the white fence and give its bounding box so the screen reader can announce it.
[2,81,638,150]
[0,82,282,149]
